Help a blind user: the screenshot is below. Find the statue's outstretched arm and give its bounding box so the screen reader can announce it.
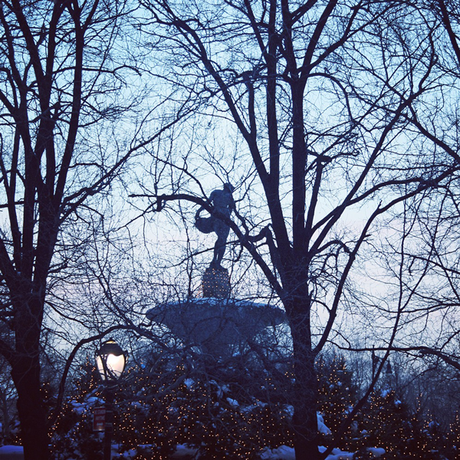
[195,206,204,219]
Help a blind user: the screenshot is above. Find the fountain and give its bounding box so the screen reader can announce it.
[146,185,285,357]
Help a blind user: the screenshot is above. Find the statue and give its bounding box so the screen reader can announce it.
[195,183,235,269]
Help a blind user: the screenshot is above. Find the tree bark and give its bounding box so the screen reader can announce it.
[10,289,49,460]
[12,356,48,460]
[283,267,320,460]
[291,326,320,460]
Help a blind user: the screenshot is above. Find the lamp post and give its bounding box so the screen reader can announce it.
[96,338,127,460]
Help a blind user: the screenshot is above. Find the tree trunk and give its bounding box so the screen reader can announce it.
[286,293,320,460]
[291,342,320,460]
[0,388,11,440]
[11,293,49,460]
[12,356,48,460]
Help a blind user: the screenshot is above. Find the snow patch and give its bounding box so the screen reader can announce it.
[0,446,23,453]
[260,445,295,460]
[260,445,385,460]
[317,412,332,435]
[226,397,239,407]
[367,447,385,457]
[184,378,195,388]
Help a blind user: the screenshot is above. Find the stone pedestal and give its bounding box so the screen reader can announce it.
[202,266,231,299]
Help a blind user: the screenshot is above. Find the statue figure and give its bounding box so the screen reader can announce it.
[195,183,235,269]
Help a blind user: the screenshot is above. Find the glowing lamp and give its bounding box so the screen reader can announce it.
[96,338,126,382]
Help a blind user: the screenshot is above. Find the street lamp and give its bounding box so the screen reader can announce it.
[96,338,127,460]
[96,338,126,382]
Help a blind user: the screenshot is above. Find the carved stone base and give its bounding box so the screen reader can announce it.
[202,266,231,298]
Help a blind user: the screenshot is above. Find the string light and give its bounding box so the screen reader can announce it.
[48,353,457,459]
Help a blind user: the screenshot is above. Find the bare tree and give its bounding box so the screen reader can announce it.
[0,1,179,458]
[347,0,460,399]
[132,1,460,458]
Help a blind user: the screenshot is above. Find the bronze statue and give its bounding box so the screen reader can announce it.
[195,183,235,269]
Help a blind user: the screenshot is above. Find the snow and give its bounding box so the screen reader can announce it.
[87,396,103,405]
[0,446,23,454]
[260,445,295,459]
[183,378,195,388]
[70,401,86,415]
[0,446,24,458]
[260,445,385,459]
[154,298,269,309]
[0,443,385,459]
[368,447,386,457]
[317,412,332,435]
[1,413,387,460]
[171,444,198,458]
[226,397,239,407]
